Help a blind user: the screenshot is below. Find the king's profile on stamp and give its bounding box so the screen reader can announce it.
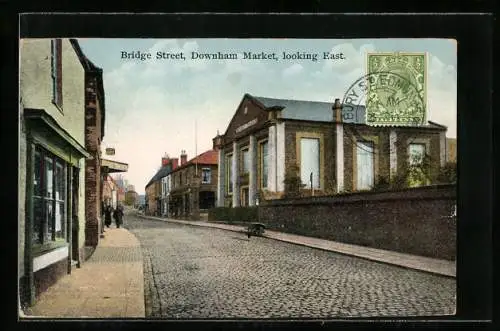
[363,52,427,126]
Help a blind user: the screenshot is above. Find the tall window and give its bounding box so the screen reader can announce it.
[356,141,374,190]
[300,138,320,189]
[408,143,427,187]
[51,39,63,108]
[241,148,250,174]
[226,154,233,194]
[260,141,268,188]
[33,146,67,245]
[202,168,211,184]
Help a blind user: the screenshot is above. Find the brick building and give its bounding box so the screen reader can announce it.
[213,93,449,207]
[167,149,218,220]
[73,44,129,249]
[145,155,177,216]
[77,46,106,249]
[446,138,457,163]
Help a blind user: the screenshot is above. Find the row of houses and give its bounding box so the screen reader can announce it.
[144,150,218,219]
[19,38,128,309]
[145,93,456,217]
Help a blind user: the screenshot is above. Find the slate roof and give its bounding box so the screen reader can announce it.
[248,94,445,129]
[145,164,172,189]
[250,94,366,123]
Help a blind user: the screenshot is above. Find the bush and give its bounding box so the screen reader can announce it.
[435,162,457,184]
[208,206,258,223]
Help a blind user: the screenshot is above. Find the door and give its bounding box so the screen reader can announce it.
[241,187,249,207]
[71,166,80,266]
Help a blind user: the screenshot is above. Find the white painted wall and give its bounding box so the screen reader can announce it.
[268,125,277,191]
[276,122,286,192]
[336,123,344,192]
[390,130,398,178]
[217,149,225,207]
[231,142,239,207]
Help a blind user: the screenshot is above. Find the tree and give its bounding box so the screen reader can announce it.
[124,193,136,206]
[435,161,457,184]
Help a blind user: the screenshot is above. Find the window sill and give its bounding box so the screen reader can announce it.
[32,240,68,258]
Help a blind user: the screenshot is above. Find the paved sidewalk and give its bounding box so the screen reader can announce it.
[22,226,145,319]
[139,214,456,278]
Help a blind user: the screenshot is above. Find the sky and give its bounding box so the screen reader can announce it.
[77,38,457,195]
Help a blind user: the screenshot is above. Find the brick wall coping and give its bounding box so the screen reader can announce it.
[262,184,456,207]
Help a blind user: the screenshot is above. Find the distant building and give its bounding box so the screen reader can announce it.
[137,195,146,206]
[446,138,457,163]
[167,149,218,220]
[125,190,138,206]
[145,155,178,216]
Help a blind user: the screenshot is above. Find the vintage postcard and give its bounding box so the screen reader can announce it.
[19,36,457,319]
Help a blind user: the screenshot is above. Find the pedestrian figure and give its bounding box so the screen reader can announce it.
[114,204,124,228]
[104,205,113,228]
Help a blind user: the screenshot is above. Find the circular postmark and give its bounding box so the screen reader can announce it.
[341,71,426,127]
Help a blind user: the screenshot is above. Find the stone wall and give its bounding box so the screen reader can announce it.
[259,184,456,260]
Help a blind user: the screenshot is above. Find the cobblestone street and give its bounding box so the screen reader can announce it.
[125,215,456,319]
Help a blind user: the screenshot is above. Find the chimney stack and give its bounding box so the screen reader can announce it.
[332,98,342,123]
[161,153,170,167]
[171,158,179,170]
[180,150,187,165]
[213,130,223,150]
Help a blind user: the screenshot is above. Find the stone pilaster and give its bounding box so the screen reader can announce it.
[248,135,257,206]
[268,125,277,191]
[217,148,225,207]
[232,141,240,207]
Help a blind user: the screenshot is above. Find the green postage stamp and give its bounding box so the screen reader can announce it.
[366,52,427,126]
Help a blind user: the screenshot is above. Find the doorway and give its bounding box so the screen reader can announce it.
[240,187,249,207]
[71,166,80,267]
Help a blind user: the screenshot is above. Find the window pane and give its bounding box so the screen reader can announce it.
[227,155,233,193]
[202,169,211,183]
[46,200,53,241]
[55,201,65,239]
[409,143,425,165]
[55,161,65,201]
[242,149,250,173]
[34,150,42,197]
[261,142,268,188]
[300,138,320,189]
[33,198,43,244]
[357,141,374,190]
[45,156,53,198]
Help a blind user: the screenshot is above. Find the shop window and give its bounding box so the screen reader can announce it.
[202,168,211,184]
[259,141,268,189]
[300,138,320,189]
[33,146,67,246]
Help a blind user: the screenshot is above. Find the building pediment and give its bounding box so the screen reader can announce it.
[223,94,271,143]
